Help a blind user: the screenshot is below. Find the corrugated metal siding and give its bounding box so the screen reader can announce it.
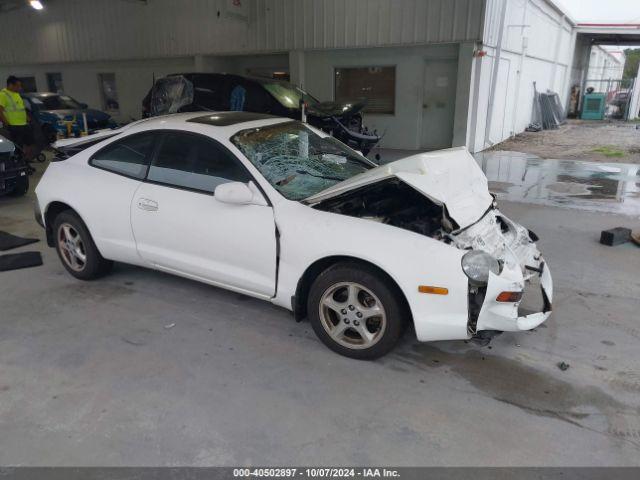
[473,0,577,152]
[249,0,485,51]
[0,0,485,65]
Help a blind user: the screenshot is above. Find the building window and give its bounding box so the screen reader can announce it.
[16,76,37,93]
[334,66,396,115]
[98,73,120,112]
[46,73,64,93]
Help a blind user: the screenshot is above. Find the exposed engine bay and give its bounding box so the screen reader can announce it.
[313,178,539,274]
[313,178,459,240]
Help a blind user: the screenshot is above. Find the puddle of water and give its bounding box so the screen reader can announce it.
[474,151,640,216]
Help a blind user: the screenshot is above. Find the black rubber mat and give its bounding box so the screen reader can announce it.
[0,231,39,251]
[0,251,43,272]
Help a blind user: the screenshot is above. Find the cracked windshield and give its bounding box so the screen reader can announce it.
[231,122,373,201]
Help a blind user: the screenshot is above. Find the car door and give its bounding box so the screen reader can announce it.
[130,130,277,298]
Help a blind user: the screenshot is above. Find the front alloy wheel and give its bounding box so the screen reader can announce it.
[308,262,406,359]
[319,282,387,350]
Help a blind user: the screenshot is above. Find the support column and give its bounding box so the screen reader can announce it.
[289,50,305,89]
[628,64,640,120]
[452,41,476,149]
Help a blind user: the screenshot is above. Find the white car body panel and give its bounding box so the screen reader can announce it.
[36,112,553,346]
[36,159,142,264]
[130,181,276,298]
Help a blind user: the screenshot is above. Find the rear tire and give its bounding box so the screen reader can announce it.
[53,210,113,280]
[307,262,406,360]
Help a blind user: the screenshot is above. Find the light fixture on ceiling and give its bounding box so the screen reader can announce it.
[29,0,44,10]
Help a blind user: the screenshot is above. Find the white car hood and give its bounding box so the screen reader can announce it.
[306,146,493,229]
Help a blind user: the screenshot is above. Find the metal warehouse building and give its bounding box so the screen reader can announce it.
[0,0,606,153]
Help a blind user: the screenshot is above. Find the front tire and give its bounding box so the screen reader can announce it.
[53,210,113,280]
[307,262,407,359]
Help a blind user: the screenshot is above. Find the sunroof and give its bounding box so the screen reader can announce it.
[187,112,279,127]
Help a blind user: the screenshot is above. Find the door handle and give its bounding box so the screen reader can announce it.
[137,198,158,212]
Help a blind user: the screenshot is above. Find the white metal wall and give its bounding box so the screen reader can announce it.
[0,0,486,66]
[472,0,575,152]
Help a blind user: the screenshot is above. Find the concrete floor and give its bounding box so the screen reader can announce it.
[1,160,640,466]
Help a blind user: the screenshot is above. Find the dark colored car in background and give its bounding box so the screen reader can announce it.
[142,73,381,155]
[0,133,29,196]
[22,92,118,144]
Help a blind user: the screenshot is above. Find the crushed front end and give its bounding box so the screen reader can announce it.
[450,209,553,339]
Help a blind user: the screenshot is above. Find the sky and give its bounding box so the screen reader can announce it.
[555,0,640,23]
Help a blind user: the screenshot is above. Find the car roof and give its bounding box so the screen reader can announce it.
[126,112,292,136]
[187,112,279,127]
[56,112,295,152]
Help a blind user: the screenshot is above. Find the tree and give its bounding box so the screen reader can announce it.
[623,48,640,79]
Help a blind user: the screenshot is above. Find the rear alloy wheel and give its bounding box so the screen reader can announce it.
[58,222,87,272]
[308,262,406,359]
[53,211,113,280]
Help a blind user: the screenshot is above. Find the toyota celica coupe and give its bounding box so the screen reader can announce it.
[35,112,552,359]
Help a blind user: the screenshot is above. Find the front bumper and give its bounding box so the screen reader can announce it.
[473,255,553,334]
[0,161,28,195]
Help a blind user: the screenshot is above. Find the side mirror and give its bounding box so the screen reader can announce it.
[214,182,255,205]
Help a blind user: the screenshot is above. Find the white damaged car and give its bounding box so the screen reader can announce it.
[35,112,552,359]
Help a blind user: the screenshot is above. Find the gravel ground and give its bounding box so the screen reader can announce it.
[493,120,640,164]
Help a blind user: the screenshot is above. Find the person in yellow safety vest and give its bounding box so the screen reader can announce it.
[0,76,34,159]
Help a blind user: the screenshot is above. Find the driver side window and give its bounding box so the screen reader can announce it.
[147,132,251,194]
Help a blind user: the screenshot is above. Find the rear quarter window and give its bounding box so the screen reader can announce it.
[89,132,156,179]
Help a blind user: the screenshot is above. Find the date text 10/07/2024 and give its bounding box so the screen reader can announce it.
[233,468,401,478]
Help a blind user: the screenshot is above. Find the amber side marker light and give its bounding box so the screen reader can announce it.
[496,291,523,303]
[418,285,449,295]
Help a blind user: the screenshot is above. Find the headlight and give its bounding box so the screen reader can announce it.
[461,250,501,285]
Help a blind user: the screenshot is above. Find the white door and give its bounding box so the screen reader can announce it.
[421,59,458,150]
[130,131,277,298]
